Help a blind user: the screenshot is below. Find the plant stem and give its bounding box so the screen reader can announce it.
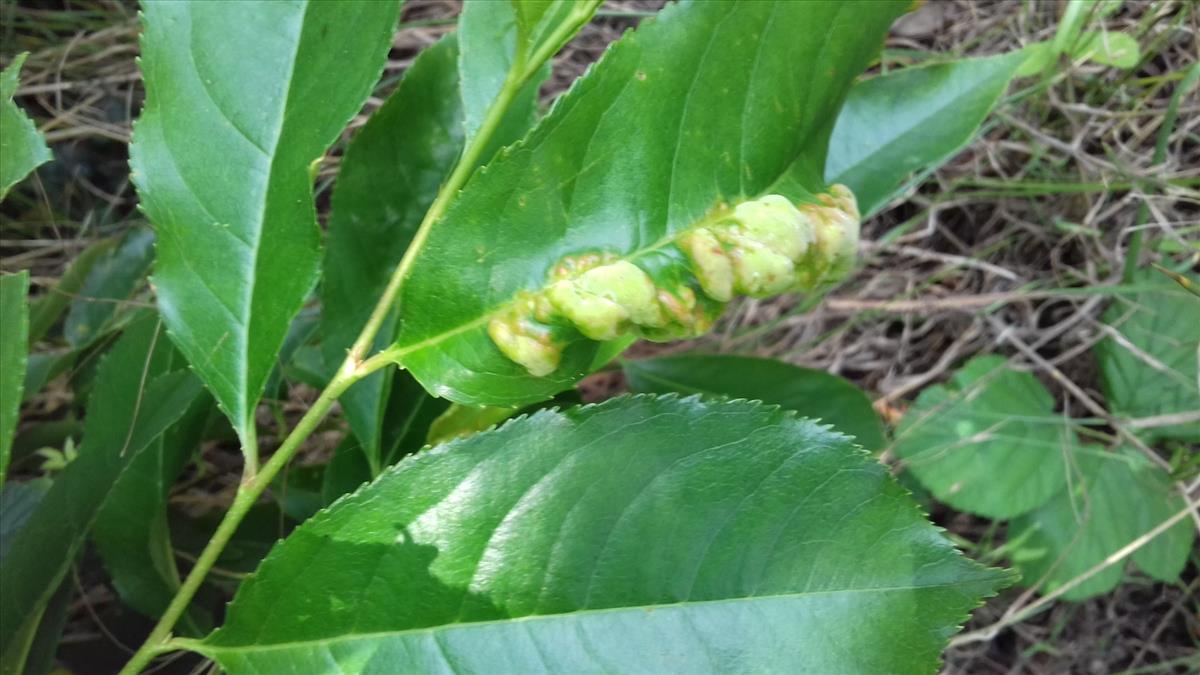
[118,353,388,675]
[346,73,523,364]
[118,11,595,668]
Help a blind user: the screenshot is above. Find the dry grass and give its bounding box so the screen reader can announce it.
[1,1,1197,673]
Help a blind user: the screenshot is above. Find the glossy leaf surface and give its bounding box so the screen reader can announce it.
[131,0,399,443]
[1010,446,1193,600]
[1096,270,1199,442]
[825,51,1025,217]
[625,353,886,451]
[893,355,1070,519]
[0,271,29,484]
[0,54,52,200]
[63,226,154,349]
[322,26,539,467]
[393,0,907,407]
[0,315,204,655]
[196,395,1007,673]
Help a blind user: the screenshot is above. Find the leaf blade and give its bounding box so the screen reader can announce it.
[0,53,52,200]
[624,353,886,451]
[323,23,542,468]
[197,395,1008,673]
[825,51,1026,217]
[1010,446,1194,600]
[892,355,1071,519]
[395,0,907,407]
[1096,269,1200,443]
[0,271,30,484]
[131,0,399,443]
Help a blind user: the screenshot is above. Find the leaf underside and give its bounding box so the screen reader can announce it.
[825,50,1025,217]
[624,353,887,452]
[198,395,1008,674]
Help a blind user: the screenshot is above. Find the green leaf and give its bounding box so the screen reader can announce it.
[459,1,542,147]
[624,353,886,452]
[512,0,554,41]
[322,24,541,468]
[92,392,212,633]
[1010,446,1194,600]
[1073,31,1140,69]
[321,36,460,469]
[0,271,30,484]
[0,53,52,201]
[394,0,907,407]
[63,226,154,349]
[0,479,70,675]
[1097,270,1199,443]
[825,51,1026,217]
[0,480,47,560]
[131,0,399,445]
[508,0,601,72]
[1017,31,1142,77]
[426,403,519,445]
[193,395,1009,673]
[20,350,74,405]
[320,437,372,507]
[893,355,1072,519]
[28,235,117,344]
[0,315,204,656]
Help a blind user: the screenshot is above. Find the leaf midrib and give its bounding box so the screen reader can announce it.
[198,579,985,654]
[237,0,310,431]
[394,200,739,362]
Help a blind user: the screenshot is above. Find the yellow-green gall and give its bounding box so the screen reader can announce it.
[800,185,860,285]
[575,260,665,328]
[654,285,698,327]
[678,227,734,302]
[550,252,614,280]
[640,286,717,342]
[487,314,562,377]
[729,194,812,261]
[723,233,797,297]
[546,280,628,341]
[822,183,860,221]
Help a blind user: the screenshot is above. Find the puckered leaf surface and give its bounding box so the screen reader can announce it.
[393,0,908,407]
